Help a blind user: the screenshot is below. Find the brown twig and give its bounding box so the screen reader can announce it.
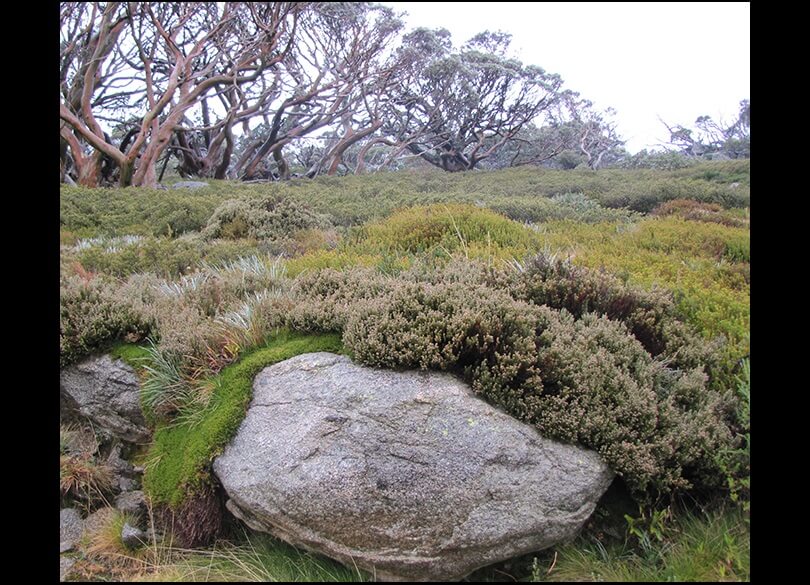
[547,551,558,575]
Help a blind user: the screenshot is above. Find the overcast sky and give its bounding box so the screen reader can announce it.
[382,2,750,153]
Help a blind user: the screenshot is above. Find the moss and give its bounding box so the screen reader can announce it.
[143,332,344,508]
[108,342,152,372]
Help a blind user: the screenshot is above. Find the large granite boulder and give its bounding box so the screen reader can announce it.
[60,355,150,443]
[213,353,614,581]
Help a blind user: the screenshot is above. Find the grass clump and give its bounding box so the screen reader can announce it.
[135,531,367,582]
[532,505,749,582]
[65,234,262,279]
[60,452,115,509]
[142,332,344,540]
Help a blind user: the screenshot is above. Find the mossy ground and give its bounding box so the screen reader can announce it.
[143,332,344,508]
[109,342,152,371]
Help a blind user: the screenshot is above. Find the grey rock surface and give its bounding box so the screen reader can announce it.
[60,355,150,443]
[59,557,76,582]
[60,508,84,553]
[172,181,209,189]
[83,507,117,537]
[107,443,143,492]
[213,353,614,582]
[115,490,147,522]
[121,523,148,549]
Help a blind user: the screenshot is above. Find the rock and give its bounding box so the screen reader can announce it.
[121,523,148,549]
[117,476,140,492]
[61,355,150,444]
[171,181,209,189]
[59,557,76,582]
[214,353,614,582]
[106,443,142,492]
[60,508,84,553]
[115,490,147,523]
[83,506,117,537]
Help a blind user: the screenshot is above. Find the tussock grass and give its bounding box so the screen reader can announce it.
[532,506,749,582]
[134,531,367,582]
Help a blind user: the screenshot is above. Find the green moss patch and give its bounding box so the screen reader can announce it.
[109,342,152,372]
[143,332,344,508]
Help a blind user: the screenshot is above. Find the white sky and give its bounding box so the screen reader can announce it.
[382,2,750,153]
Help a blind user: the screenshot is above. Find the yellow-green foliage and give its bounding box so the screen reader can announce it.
[284,249,390,278]
[143,332,344,508]
[536,216,750,368]
[60,160,749,236]
[351,203,543,258]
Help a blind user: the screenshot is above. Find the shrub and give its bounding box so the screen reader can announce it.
[350,203,543,260]
[202,195,332,242]
[501,253,721,372]
[532,217,749,376]
[486,193,640,224]
[651,199,749,228]
[60,274,153,367]
[333,272,730,495]
[60,184,220,237]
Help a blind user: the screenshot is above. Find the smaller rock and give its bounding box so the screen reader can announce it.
[60,557,76,582]
[172,181,209,189]
[60,355,151,443]
[118,475,140,492]
[115,490,147,522]
[107,443,142,492]
[121,523,148,549]
[60,508,84,552]
[83,507,117,537]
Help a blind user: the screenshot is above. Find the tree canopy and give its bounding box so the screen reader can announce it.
[60,2,743,187]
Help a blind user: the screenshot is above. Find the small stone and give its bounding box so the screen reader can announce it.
[121,523,148,549]
[60,508,84,552]
[115,490,147,521]
[60,557,76,582]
